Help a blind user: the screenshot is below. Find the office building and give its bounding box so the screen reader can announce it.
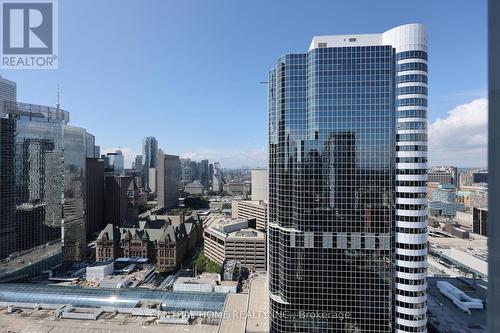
[0,76,16,102]
[106,150,124,174]
[204,217,266,271]
[142,136,158,192]
[104,175,136,227]
[428,166,458,185]
[268,24,428,332]
[157,151,180,209]
[472,170,488,184]
[148,167,156,193]
[232,200,267,231]
[198,159,210,188]
[0,117,16,259]
[0,99,94,265]
[133,154,142,173]
[251,169,268,201]
[473,207,488,236]
[212,173,223,193]
[85,158,105,237]
[180,158,194,184]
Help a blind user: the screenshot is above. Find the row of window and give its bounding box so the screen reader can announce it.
[395,323,427,333]
[396,242,427,250]
[397,192,427,199]
[396,266,427,274]
[398,109,427,119]
[397,157,428,163]
[396,50,428,61]
[398,121,427,130]
[397,169,427,175]
[397,133,427,141]
[396,227,428,234]
[397,215,427,222]
[396,277,426,286]
[396,311,426,322]
[397,145,428,152]
[397,85,428,95]
[398,74,428,84]
[398,97,428,107]
[396,254,427,261]
[397,180,427,187]
[397,204,427,211]
[397,62,428,72]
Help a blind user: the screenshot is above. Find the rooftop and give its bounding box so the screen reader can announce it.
[427,277,487,333]
[0,283,226,312]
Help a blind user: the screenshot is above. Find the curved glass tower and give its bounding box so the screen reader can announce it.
[268,24,427,333]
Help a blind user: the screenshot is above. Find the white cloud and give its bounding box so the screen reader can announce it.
[102,147,139,168]
[429,98,487,167]
[180,148,267,168]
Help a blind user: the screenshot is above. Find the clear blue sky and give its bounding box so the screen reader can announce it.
[1,0,487,167]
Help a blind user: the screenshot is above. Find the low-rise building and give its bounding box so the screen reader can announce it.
[231,200,267,231]
[95,212,202,272]
[204,217,266,271]
[185,180,203,194]
[172,272,237,293]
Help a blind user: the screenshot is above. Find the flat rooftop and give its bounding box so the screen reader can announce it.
[217,274,268,333]
[427,277,487,333]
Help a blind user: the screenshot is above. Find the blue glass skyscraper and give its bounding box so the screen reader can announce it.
[268,24,428,332]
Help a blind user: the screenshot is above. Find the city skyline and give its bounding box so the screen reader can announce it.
[0,0,486,168]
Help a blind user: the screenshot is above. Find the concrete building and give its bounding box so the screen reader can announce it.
[0,76,16,102]
[268,24,428,332]
[456,211,473,228]
[157,152,180,209]
[473,207,488,236]
[428,166,458,185]
[172,273,237,293]
[204,217,266,271]
[148,167,156,193]
[232,200,268,231]
[185,180,203,194]
[224,181,250,197]
[212,173,223,193]
[86,260,114,281]
[95,213,202,271]
[250,169,268,201]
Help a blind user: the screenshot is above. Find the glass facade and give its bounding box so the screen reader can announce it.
[268,24,428,333]
[0,101,95,268]
[0,283,226,312]
[142,136,158,192]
